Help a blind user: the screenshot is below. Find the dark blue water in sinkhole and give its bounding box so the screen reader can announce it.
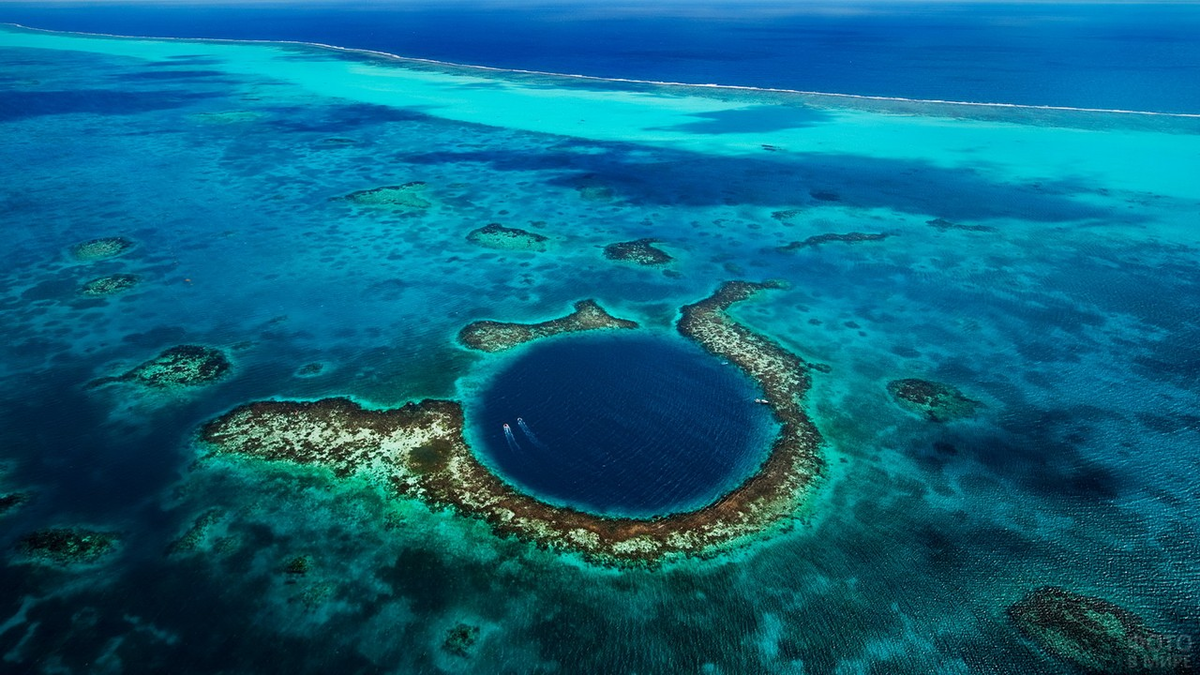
[470,333,777,519]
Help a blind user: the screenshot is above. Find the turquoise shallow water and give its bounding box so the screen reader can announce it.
[0,23,1198,674]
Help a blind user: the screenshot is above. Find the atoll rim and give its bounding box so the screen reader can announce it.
[200,282,823,564]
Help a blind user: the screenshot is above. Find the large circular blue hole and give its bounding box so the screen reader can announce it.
[470,333,776,519]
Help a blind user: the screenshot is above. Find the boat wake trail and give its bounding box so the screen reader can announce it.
[503,423,522,452]
[517,417,549,450]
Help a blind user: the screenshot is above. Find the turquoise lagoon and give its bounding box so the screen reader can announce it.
[0,23,1199,673]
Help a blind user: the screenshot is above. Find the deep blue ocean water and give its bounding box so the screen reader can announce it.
[3,2,1200,113]
[472,334,774,517]
[0,4,1198,674]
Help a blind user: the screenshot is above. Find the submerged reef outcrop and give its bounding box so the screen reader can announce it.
[336,182,431,210]
[1008,586,1189,673]
[17,528,119,565]
[778,232,890,251]
[458,300,637,353]
[165,508,226,556]
[887,378,980,422]
[90,345,232,389]
[926,217,995,233]
[466,223,548,251]
[603,238,673,266]
[201,281,824,564]
[443,623,481,657]
[70,237,135,262]
[81,273,140,296]
[0,492,29,516]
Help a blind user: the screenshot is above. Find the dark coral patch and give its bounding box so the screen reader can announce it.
[887,378,980,422]
[69,237,135,262]
[294,362,326,378]
[1008,586,1189,673]
[466,223,548,252]
[336,182,430,209]
[443,623,480,657]
[458,300,637,353]
[0,492,29,516]
[17,528,119,565]
[603,238,672,266]
[779,232,890,251]
[165,508,225,556]
[91,345,232,389]
[283,555,312,576]
[926,217,995,232]
[80,273,140,296]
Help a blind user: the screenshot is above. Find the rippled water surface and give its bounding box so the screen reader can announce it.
[0,10,1198,674]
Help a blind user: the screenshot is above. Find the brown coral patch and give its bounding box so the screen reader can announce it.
[458,300,638,353]
[603,238,673,266]
[90,345,232,389]
[466,223,548,252]
[887,377,980,422]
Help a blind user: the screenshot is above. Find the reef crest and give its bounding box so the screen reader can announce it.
[201,282,824,564]
[458,300,637,353]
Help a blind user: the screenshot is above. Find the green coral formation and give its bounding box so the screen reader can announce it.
[603,238,673,266]
[80,273,140,297]
[283,555,312,576]
[887,377,980,422]
[91,345,232,389]
[458,300,638,353]
[69,237,135,262]
[466,222,548,251]
[442,623,480,657]
[1008,586,1189,673]
[165,508,226,556]
[337,182,431,209]
[17,528,119,565]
